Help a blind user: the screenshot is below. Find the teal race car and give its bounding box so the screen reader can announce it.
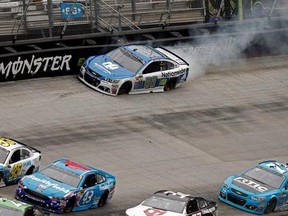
[219,160,288,215]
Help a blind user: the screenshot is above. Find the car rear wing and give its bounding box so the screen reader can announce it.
[156,47,189,66]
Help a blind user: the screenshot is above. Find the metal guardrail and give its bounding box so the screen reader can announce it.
[0,0,288,43]
[0,0,206,41]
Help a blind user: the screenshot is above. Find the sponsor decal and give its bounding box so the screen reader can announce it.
[144,208,166,216]
[191,212,202,216]
[234,177,268,192]
[27,175,70,194]
[65,160,89,170]
[26,193,46,204]
[161,70,185,78]
[0,55,72,79]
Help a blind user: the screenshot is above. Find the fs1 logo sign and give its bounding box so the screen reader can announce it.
[0,55,72,80]
[60,3,83,19]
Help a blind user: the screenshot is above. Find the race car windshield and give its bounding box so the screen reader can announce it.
[107,47,144,73]
[245,167,285,188]
[0,148,9,164]
[142,195,186,213]
[41,165,80,188]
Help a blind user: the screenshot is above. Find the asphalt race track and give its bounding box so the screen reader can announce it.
[1,55,288,216]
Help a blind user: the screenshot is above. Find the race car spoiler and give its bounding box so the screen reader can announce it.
[157,46,189,66]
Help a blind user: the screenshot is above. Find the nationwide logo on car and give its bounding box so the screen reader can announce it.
[161,70,185,78]
[234,177,268,192]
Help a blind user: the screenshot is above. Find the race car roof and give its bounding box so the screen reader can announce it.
[53,159,94,176]
[0,137,23,152]
[123,45,165,64]
[154,190,194,202]
[258,160,288,175]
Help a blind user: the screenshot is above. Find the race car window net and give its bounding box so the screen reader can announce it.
[142,196,186,213]
[0,148,9,164]
[41,165,80,188]
[107,48,144,74]
[245,166,285,189]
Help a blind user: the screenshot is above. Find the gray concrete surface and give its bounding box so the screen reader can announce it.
[0,55,288,216]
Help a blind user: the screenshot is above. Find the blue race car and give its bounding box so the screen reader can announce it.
[219,160,288,215]
[15,159,116,214]
[79,44,189,96]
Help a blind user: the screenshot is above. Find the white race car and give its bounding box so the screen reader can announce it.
[0,137,41,186]
[126,190,218,216]
[79,44,189,96]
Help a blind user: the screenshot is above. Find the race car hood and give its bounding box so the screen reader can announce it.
[232,175,275,194]
[22,173,76,197]
[126,205,183,216]
[86,55,135,79]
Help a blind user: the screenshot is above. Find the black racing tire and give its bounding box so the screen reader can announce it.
[98,192,108,207]
[0,172,3,183]
[265,198,277,214]
[64,197,75,213]
[25,166,34,175]
[118,82,132,95]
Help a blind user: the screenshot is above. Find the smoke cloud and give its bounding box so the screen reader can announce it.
[165,15,288,80]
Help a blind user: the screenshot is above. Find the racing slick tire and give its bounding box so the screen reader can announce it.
[98,192,108,207]
[118,81,132,95]
[164,77,177,91]
[64,197,75,213]
[0,172,3,185]
[25,166,34,175]
[265,198,277,214]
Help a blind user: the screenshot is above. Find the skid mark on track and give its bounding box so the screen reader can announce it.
[143,98,288,137]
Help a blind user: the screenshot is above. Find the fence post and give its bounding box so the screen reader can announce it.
[47,0,54,37]
[238,0,243,21]
[93,0,99,30]
[131,0,136,21]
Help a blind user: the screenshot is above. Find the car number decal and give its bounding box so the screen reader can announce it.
[10,163,22,179]
[0,138,16,147]
[102,62,119,70]
[144,208,166,216]
[144,76,157,89]
[80,190,94,205]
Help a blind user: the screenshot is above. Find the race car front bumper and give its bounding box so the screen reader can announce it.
[219,186,266,215]
[15,185,66,214]
[79,68,119,96]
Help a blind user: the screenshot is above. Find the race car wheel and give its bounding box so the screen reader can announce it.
[118,82,132,95]
[265,198,276,214]
[0,172,3,183]
[164,77,177,91]
[25,166,34,175]
[98,192,108,207]
[64,197,75,213]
